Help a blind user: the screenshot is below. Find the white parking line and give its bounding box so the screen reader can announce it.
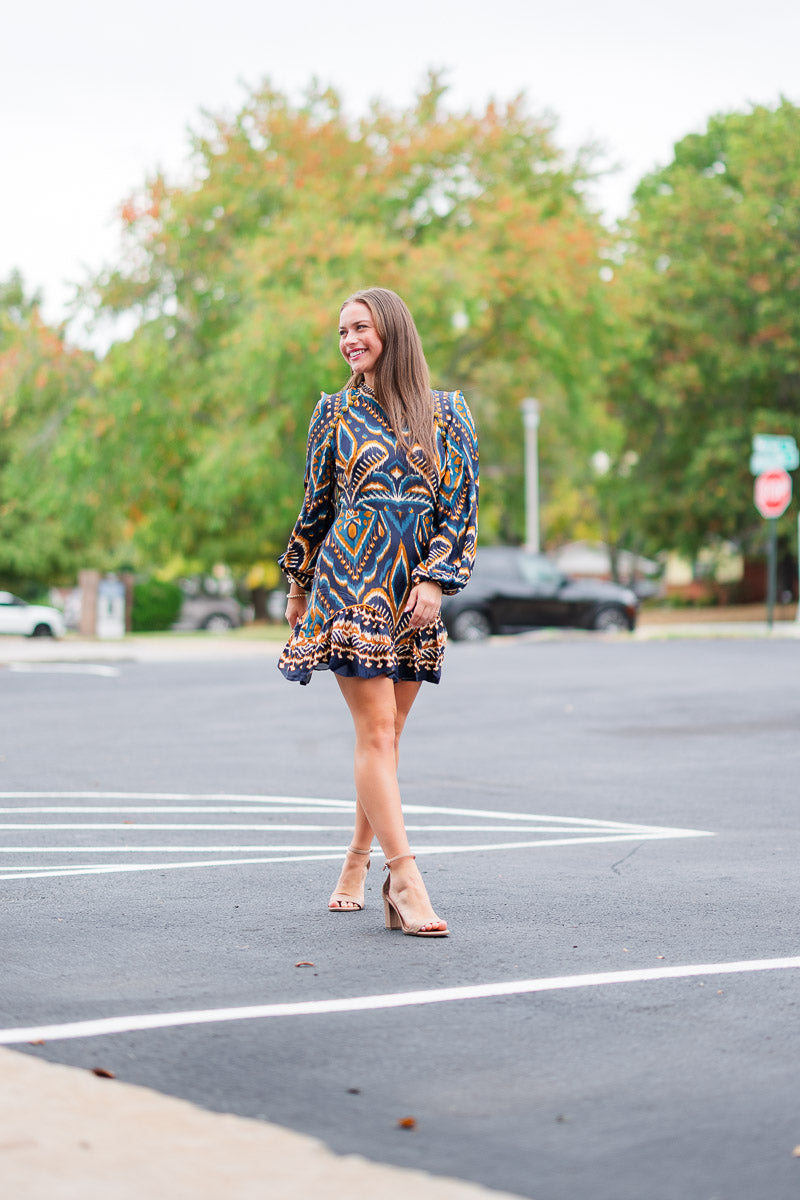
[0,852,344,880]
[0,792,355,805]
[8,664,121,677]
[0,833,710,855]
[0,792,714,880]
[0,834,710,881]
[2,955,797,1045]
[0,793,713,830]
[0,823,623,833]
[0,808,347,816]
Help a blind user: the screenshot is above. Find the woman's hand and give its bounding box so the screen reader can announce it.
[285,593,309,628]
[404,580,443,629]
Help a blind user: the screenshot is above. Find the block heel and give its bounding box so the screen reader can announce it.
[382,853,448,937]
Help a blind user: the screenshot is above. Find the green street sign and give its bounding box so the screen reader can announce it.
[750,434,799,475]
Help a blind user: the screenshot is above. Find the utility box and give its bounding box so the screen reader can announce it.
[96,577,126,639]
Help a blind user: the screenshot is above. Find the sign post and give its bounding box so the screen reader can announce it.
[753,468,793,630]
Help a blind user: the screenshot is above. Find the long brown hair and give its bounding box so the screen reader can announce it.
[341,288,438,477]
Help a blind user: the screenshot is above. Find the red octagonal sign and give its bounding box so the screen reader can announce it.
[754,468,792,518]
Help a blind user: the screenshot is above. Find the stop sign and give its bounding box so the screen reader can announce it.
[754,468,792,518]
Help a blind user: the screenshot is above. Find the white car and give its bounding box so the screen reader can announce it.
[0,592,65,638]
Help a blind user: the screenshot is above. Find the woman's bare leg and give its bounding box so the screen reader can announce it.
[329,680,422,909]
[350,679,421,841]
[334,674,445,932]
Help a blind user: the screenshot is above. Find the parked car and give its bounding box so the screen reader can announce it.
[441,547,639,641]
[171,579,248,632]
[0,591,65,638]
[552,541,664,601]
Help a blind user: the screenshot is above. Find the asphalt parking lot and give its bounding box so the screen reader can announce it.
[1,634,799,1200]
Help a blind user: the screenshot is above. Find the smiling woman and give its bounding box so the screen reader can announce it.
[339,303,383,379]
[277,287,478,937]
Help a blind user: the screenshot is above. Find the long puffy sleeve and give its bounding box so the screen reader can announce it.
[278,394,337,591]
[412,390,479,596]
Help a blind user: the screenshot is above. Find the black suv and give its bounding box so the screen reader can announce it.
[441,547,639,641]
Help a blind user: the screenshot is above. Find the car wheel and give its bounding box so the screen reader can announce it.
[591,606,630,632]
[450,609,492,641]
[31,623,55,638]
[201,612,235,632]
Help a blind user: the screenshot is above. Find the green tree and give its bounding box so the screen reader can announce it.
[610,99,800,559]
[74,75,614,570]
[0,274,96,585]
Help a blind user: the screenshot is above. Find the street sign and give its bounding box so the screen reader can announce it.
[750,434,799,475]
[754,469,792,519]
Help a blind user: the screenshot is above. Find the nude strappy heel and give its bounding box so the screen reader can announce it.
[328,845,371,912]
[382,853,449,937]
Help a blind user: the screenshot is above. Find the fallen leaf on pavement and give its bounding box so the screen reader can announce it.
[90,1068,116,1079]
[295,961,315,968]
[397,1116,417,1129]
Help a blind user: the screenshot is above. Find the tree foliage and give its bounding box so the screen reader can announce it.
[72,74,611,569]
[608,99,800,558]
[5,85,798,590]
[0,274,96,583]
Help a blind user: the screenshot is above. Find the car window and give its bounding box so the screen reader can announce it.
[517,555,565,588]
[472,552,516,582]
[0,592,24,606]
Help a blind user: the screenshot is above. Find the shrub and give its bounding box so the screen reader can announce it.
[131,578,182,631]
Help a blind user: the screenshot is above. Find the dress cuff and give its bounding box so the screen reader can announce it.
[411,565,464,597]
[278,557,315,592]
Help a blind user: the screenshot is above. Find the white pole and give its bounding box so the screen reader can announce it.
[520,398,541,553]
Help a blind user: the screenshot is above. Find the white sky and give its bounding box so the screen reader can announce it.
[4,0,799,342]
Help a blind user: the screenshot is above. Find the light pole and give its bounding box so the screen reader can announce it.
[520,398,541,553]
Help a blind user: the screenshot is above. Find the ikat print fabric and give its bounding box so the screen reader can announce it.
[278,386,479,685]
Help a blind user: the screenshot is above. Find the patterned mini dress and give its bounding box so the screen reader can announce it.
[277,386,479,686]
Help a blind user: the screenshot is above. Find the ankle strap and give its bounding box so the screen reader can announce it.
[383,853,416,870]
[347,845,371,856]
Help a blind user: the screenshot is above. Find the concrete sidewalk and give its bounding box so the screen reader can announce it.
[636,619,800,639]
[0,633,284,665]
[0,1048,524,1200]
[637,603,800,639]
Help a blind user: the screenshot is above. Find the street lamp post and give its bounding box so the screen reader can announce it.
[520,398,541,553]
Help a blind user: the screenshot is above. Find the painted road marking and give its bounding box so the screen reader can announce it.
[8,663,120,677]
[0,823,671,831]
[0,835,705,881]
[0,792,713,881]
[0,834,708,854]
[1,956,797,1045]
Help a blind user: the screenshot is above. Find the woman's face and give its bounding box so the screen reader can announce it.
[339,301,383,382]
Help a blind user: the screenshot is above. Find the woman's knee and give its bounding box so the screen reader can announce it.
[357,715,396,756]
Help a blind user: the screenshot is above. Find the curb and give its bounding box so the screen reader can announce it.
[0,1048,523,1200]
[0,636,283,667]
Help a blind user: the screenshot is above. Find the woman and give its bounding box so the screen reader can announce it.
[278,288,478,937]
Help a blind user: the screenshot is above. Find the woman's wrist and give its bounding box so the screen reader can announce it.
[287,588,308,599]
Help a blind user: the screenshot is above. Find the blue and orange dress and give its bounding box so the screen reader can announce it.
[278,385,479,685]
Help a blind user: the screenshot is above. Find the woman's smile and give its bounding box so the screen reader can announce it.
[339,301,383,383]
